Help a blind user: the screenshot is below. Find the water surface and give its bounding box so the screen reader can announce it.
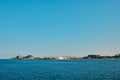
[0,59,120,80]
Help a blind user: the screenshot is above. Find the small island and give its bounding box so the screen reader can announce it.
[11,54,120,60]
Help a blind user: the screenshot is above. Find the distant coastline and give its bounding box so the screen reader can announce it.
[11,54,120,60]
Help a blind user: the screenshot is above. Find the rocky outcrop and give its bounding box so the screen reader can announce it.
[12,55,34,60]
[12,55,24,59]
[24,55,34,59]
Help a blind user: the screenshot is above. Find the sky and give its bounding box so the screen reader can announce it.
[0,0,120,58]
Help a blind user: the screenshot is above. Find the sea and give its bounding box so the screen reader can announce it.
[0,59,120,80]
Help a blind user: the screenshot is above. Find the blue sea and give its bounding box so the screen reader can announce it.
[0,59,120,80]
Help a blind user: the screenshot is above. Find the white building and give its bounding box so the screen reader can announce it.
[58,56,64,60]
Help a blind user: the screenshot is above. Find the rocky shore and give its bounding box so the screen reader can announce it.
[11,54,120,60]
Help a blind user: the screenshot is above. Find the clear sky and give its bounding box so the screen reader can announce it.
[0,0,120,58]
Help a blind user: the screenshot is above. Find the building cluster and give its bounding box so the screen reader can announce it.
[37,56,81,60]
[12,54,120,60]
[12,55,81,60]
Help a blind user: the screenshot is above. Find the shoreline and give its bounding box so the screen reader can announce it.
[10,54,120,60]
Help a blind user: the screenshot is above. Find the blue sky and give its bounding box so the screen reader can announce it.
[0,0,120,58]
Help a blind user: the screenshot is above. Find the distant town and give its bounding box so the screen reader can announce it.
[11,54,120,60]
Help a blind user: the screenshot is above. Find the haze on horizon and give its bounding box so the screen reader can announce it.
[0,0,120,59]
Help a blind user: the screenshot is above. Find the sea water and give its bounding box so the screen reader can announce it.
[0,59,120,80]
